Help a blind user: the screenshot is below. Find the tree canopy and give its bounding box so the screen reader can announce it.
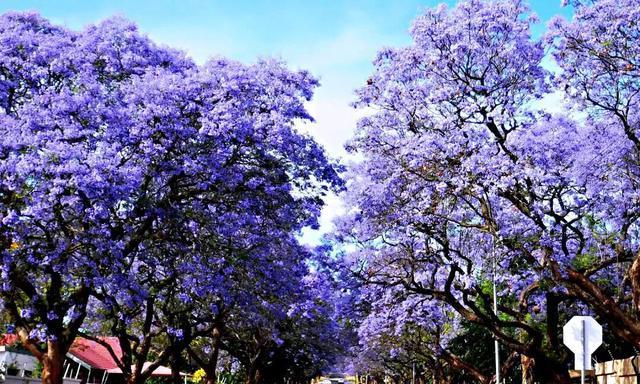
[3,1,640,384]
[0,12,343,384]
[336,0,640,382]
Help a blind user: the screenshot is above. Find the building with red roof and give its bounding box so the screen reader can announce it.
[65,337,187,384]
[0,334,38,377]
[0,334,19,347]
[1,335,186,384]
[64,337,122,384]
[68,337,122,371]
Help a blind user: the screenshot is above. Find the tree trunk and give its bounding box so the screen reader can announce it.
[41,341,65,384]
[246,368,255,384]
[254,368,262,384]
[169,353,182,384]
[126,373,139,384]
[245,367,261,384]
[125,363,153,384]
[521,355,535,384]
[205,328,222,384]
[245,347,264,384]
[433,363,446,384]
[630,254,640,312]
[521,354,572,384]
[540,369,572,384]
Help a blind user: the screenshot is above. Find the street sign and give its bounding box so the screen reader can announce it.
[563,316,602,384]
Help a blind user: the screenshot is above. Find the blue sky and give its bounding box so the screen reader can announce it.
[0,0,573,241]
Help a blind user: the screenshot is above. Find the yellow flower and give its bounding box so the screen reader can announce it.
[193,368,206,384]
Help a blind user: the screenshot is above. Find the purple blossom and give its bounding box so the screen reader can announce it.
[0,11,342,383]
[336,0,640,380]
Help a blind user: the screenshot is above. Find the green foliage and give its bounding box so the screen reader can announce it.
[32,361,43,379]
[447,322,500,382]
[217,371,242,384]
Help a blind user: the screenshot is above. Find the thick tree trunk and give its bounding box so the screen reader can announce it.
[125,364,151,384]
[126,374,139,384]
[169,353,182,384]
[245,367,262,384]
[540,369,572,384]
[521,354,572,384]
[204,361,219,384]
[546,293,560,350]
[41,341,65,384]
[125,364,156,384]
[205,328,222,384]
[630,255,640,312]
[245,346,264,384]
[246,368,255,384]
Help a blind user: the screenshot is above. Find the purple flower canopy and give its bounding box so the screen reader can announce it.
[0,11,344,384]
[2,0,640,383]
[337,0,640,381]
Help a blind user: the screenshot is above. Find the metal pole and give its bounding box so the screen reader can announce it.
[412,362,415,384]
[493,243,501,384]
[581,319,586,384]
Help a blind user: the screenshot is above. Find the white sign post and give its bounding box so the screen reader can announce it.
[563,316,602,384]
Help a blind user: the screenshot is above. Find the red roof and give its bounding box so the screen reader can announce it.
[69,337,122,370]
[0,334,19,346]
[1,335,174,376]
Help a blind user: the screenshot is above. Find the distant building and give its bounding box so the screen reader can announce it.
[0,334,37,377]
[64,337,122,384]
[314,373,357,384]
[0,335,186,384]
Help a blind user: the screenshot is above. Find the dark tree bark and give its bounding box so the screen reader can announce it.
[204,327,222,384]
[41,341,65,384]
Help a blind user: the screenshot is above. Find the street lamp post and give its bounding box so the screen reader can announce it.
[493,239,501,384]
[412,362,415,384]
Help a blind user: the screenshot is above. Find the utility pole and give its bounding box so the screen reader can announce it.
[412,362,415,384]
[581,319,586,384]
[493,239,501,384]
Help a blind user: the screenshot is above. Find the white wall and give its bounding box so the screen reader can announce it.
[0,350,38,377]
[3,375,81,384]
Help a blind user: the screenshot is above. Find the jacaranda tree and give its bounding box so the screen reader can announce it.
[0,12,341,384]
[337,0,640,382]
